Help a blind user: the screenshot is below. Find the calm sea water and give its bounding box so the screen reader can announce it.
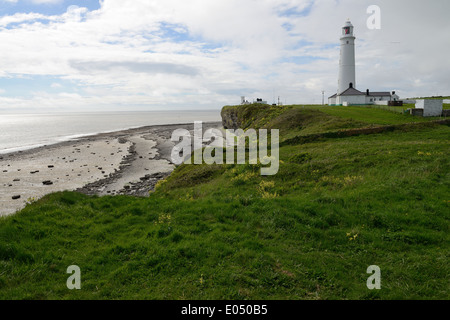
[0,110,221,154]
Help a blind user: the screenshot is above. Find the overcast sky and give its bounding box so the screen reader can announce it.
[0,0,448,113]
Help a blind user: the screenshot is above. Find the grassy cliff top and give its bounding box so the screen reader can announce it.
[0,105,449,300]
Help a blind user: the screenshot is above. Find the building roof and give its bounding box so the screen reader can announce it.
[338,87,365,96]
[328,93,337,99]
[368,92,391,97]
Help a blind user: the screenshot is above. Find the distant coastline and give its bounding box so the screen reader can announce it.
[0,110,222,155]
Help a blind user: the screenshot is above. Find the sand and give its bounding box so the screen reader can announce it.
[0,121,222,217]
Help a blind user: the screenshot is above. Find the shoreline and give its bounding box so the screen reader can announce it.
[0,121,220,157]
[0,121,223,217]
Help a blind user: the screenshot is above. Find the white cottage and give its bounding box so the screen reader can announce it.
[329,86,398,106]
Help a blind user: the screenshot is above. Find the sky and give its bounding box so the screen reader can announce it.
[0,0,449,113]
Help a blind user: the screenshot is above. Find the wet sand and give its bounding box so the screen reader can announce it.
[0,121,222,217]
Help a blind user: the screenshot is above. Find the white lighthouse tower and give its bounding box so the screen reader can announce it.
[338,20,356,95]
[328,20,398,106]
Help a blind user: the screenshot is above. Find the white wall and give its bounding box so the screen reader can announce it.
[415,99,443,117]
[338,95,366,105]
[373,101,389,106]
[338,38,356,94]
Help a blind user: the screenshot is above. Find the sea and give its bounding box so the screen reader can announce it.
[0,110,222,154]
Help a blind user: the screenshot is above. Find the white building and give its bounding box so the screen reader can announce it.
[415,99,443,117]
[241,96,250,105]
[329,20,399,106]
[329,88,400,106]
[254,98,268,104]
[240,96,267,105]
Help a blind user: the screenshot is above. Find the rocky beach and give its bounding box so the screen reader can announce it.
[0,121,222,217]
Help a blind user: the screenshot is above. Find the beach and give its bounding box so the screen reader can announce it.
[0,121,222,217]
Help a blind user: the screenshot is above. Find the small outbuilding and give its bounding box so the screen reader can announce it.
[414,99,443,117]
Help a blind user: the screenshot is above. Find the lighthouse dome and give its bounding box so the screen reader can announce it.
[341,20,354,38]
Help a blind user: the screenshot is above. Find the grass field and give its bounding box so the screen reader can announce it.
[0,105,449,300]
[306,105,442,124]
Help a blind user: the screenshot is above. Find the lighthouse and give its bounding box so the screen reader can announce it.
[338,20,356,95]
[328,20,399,106]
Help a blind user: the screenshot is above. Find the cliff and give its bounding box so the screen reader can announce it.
[220,106,240,129]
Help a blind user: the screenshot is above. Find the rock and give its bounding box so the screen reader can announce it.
[43,180,53,186]
[13,179,20,182]
[12,195,21,200]
[48,165,54,168]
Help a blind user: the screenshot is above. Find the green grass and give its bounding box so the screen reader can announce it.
[0,105,449,300]
[411,96,450,100]
[307,105,442,125]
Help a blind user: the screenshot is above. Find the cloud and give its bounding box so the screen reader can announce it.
[70,60,200,77]
[0,12,60,26]
[0,0,448,112]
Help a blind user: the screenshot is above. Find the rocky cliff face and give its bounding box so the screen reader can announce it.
[221,107,241,130]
